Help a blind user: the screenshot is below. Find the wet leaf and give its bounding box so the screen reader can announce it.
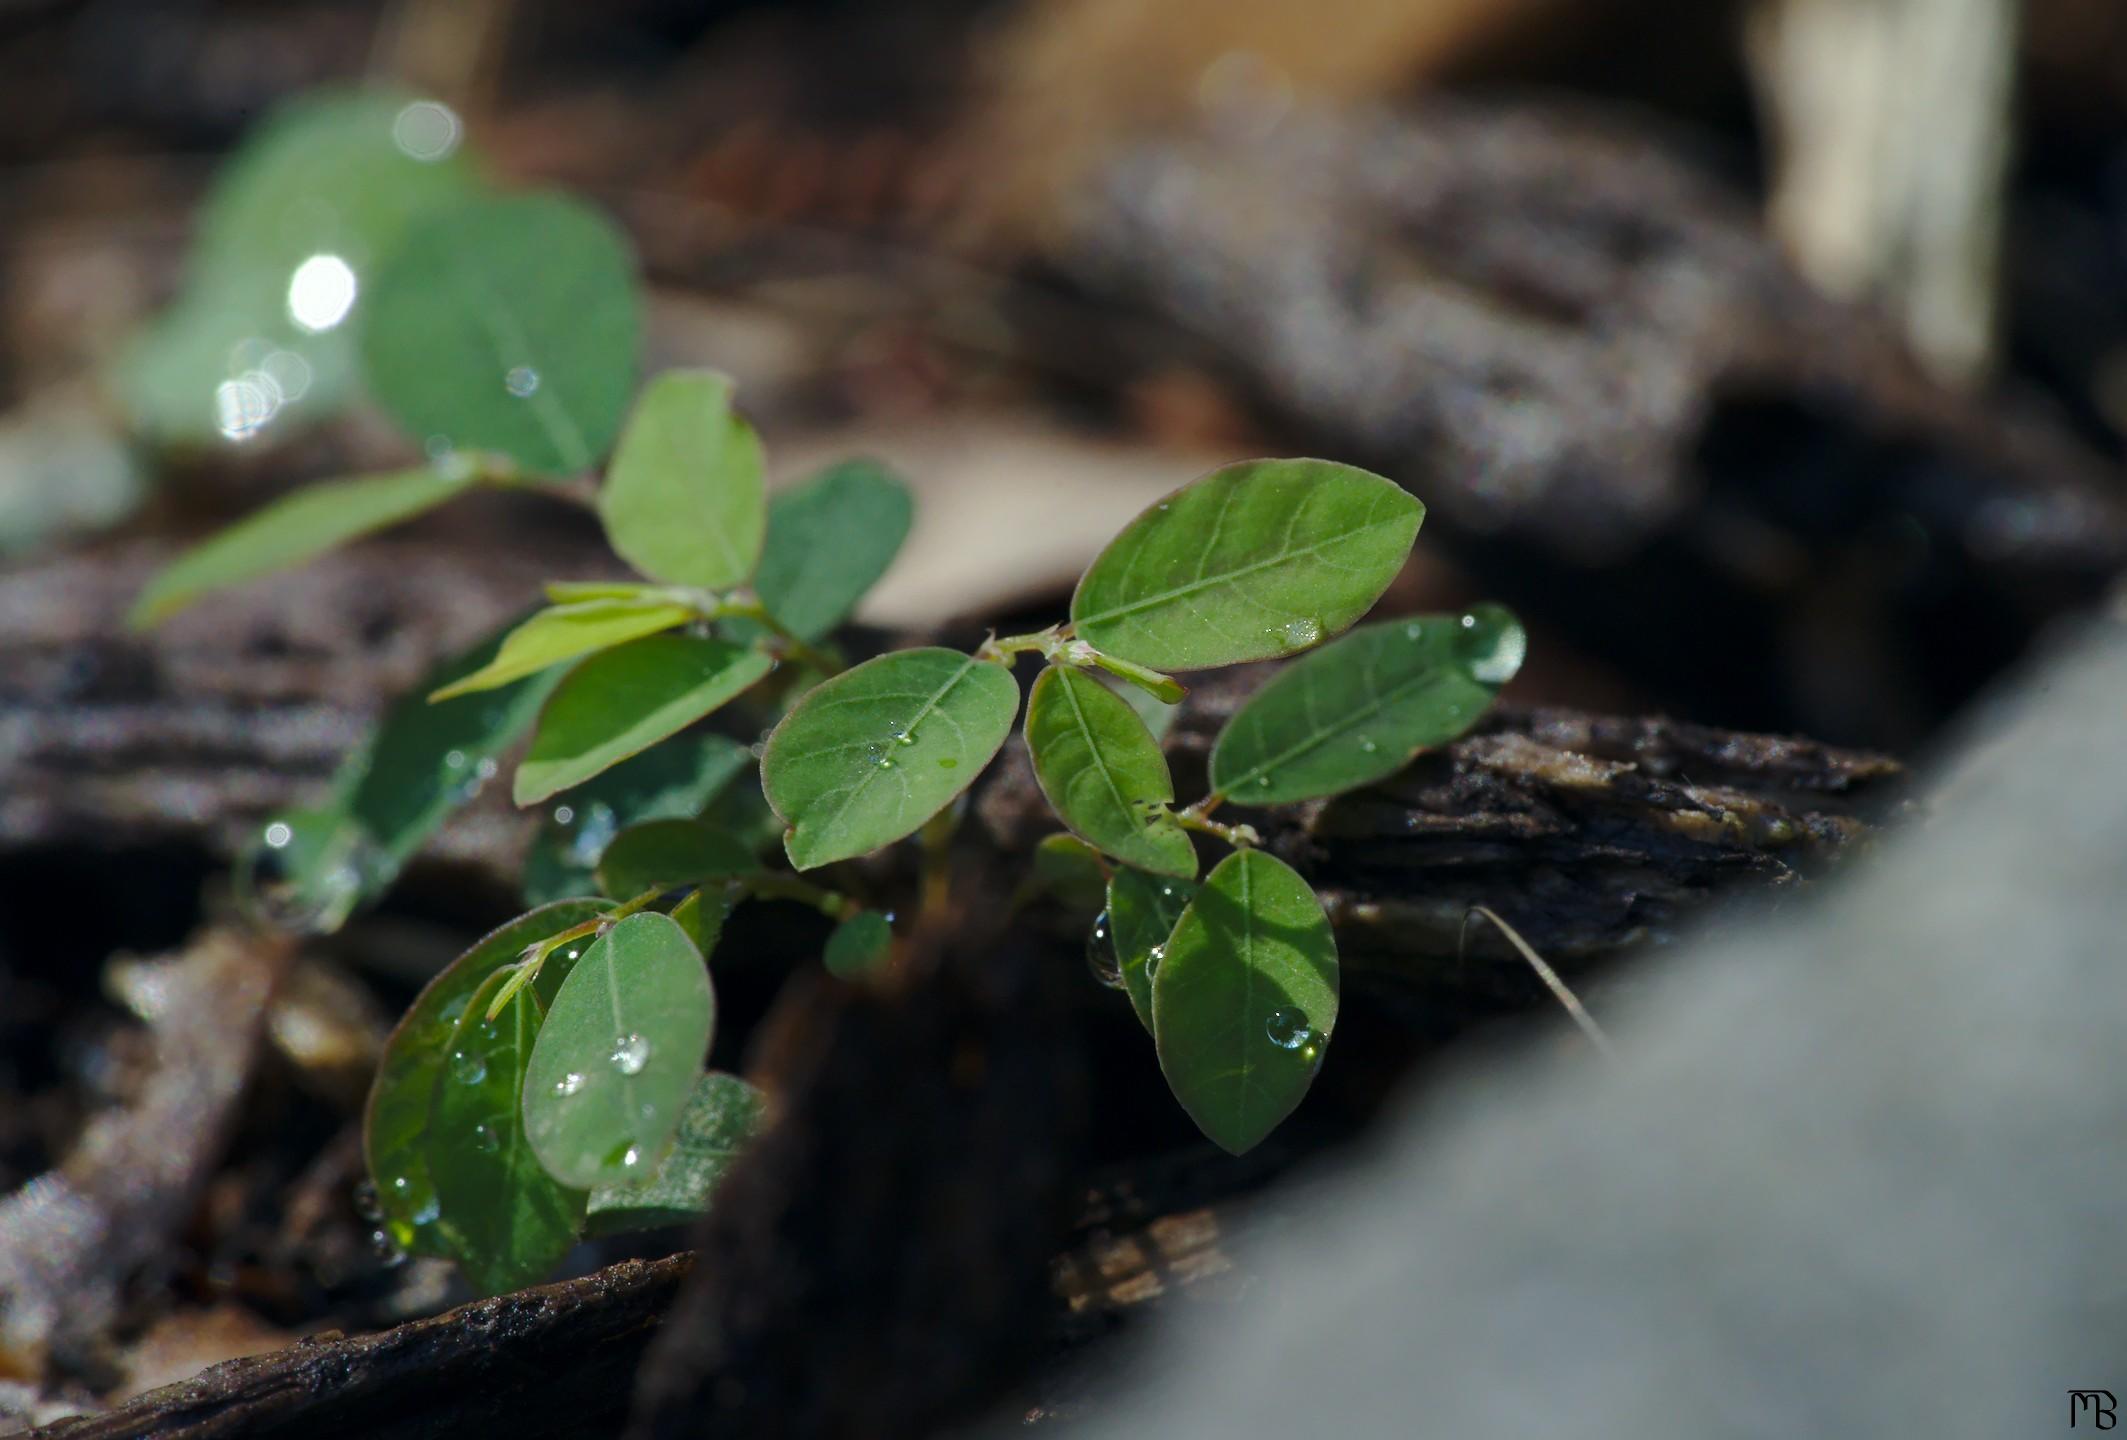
[585,1072,764,1234]
[1212,605,1524,805]
[514,634,772,805]
[426,969,586,1294]
[1025,665,1195,878]
[1071,458,1421,671]
[597,370,765,589]
[364,899,609,1255]
[762,648,1019,870]
[746,460,913,642]
[822,911,893,980]
[520,735,752,906]
[594,819,756,899]
[523,913,714,1189]
[1109,867,1195,1033]
[428,599,694,701]
[130,466,475,627]
[1152,849,1337,1154]
[118,90,476,446]
[361,192,640,474]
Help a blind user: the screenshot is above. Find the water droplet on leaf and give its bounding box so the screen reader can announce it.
[1265,1008,1314,1050]
[1281,617,1323,648]
[470,1123,499,1153]
[1086,910,1123,988]
[448,1049,486,1085]
[609,1033,650,1075]
[1453,603,1526,686]
[554,1071,585,1097]
[370,1229,407,1268]
[505,365,540,398]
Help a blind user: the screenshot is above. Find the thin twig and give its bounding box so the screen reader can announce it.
[1460,905,1617,1061]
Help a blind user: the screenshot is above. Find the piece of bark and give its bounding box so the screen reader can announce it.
[1061,99,2127,746]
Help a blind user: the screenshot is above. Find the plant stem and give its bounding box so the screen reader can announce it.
[713,595,844,675]
[915,798,964,927]
[1176,806,1258,850]
[739,871,858,921]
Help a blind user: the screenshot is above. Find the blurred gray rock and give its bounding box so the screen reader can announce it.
[1067,606,2127,1438]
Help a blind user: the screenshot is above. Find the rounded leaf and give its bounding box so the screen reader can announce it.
[361,192,641,474]
[585,1071,764,1235]
[1025,666,1195,878]
[1211,605,1525,806]
[598,370,765,589]
[1151,849,1337,1154]
[749,460,914,642]
[1108,867,1195,1033]
[515,634,773,806]
[523,913,714,1189]
[1071,458,1422,671]
[594,819,756,899]
[823,911,893,980]
[761,648,1019,870]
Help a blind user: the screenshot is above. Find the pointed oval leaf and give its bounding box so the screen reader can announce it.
[1025,666,1196,879]
[364,899,609,1255]
[668,885,735,959]
[521,735,752,905]
[522,913,714,1189]
[427,970,587,1294]
[594,819,757,899]
[361,192,641,474]
[761,648,1019,870]
[749,460,914,642]
[585,1072,764,1235]
[514,634,773,805]
[822,911,893,980]
[597,370,765,589]
[1109,867,1196,1033]
[1152,849,1338,1154]
[1071,458,1422,671]
[429,599,693,701]
[130,466,475,627]
[1212,605,1525,806]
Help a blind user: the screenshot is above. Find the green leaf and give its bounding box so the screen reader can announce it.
[428,599,694,702]
[597,370,765,589]
[668,886,735,958]
[361,192,641,475]
[523,912,715,1189]
[1030,834,1110,915]
[747,460,914,642]
[364,899,609,1256]
[130,465,475,627]
[1211,606,1525,806]
[426,969,587,1294]
[762,647,1019,870]
[521,735,753,906]
[1025,666,1196,879]
[117,90,477,446]
[1151,849,1337,1154]
[514,634,773,805]
[239,617,560,933]
[594,819,756,899]
[585,1072,764,1235]
[1109,867,1195,1033]
[823,911,893,980]
[1071,458,1422,671]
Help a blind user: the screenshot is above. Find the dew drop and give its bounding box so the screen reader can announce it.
[448,1049,487,1085]
[877,756,895,769]
[505,365,541,398]
[609,1033,650,1075]
[1357,735,1379,754]
[410,1194,441,1226]
[1264,1008,1314,1050]
[894,730,917,746]
[352,1180,383,1222]
[370,1229,408,1268]
[470,1123,500,1154]
[554,1071,585,1097]
[1453,602,1527,686]
[1086,910,1123,989]
[1145,943,1166,981]
[1257,776,1272,788]
[1281,617,1322,648]
[1404,621,1424,641]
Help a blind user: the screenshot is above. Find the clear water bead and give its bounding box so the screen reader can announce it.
[1264,1008,1314,1050]
[505,365,540,398]
[448,1049,486,1085]
[554,1071,585,1097]
[1086,911,1123,988]
[1281,617,1322,648]
[609,1033,650,1075]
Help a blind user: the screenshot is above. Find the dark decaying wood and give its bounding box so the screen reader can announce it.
[1061,99,2127,746]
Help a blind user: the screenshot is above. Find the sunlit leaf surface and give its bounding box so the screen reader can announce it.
[1025,665,1195,878]
[597,370,765,589]
[429,599,694,701]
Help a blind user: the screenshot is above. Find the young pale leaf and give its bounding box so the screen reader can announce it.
[1071,458,1422,671]
[426,970,587,1294]
[1025,666,1196,879]
[747,460,914,642]
[1211,605,1526,806]
[429,599,694,701]
[361,192,640,475]
[822,911,893,980]
[514,634,773,805]
[241,617,560,933]
[117,90,476,446]
[762,648,1019,870]
[520,736,752,905]
[597,370,765,589]
[364,899,609,1256]
[594,819,756,899]
[1152,849,1338,1155]
[585,1072,764,1235]
[130,466,475,627]
[522,913,714,1189]
[1109,867,1196,1033]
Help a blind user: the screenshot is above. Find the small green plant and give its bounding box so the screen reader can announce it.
[131,92,1525,1293]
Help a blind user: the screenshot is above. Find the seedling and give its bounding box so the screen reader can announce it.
[131,93,1526,1292]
